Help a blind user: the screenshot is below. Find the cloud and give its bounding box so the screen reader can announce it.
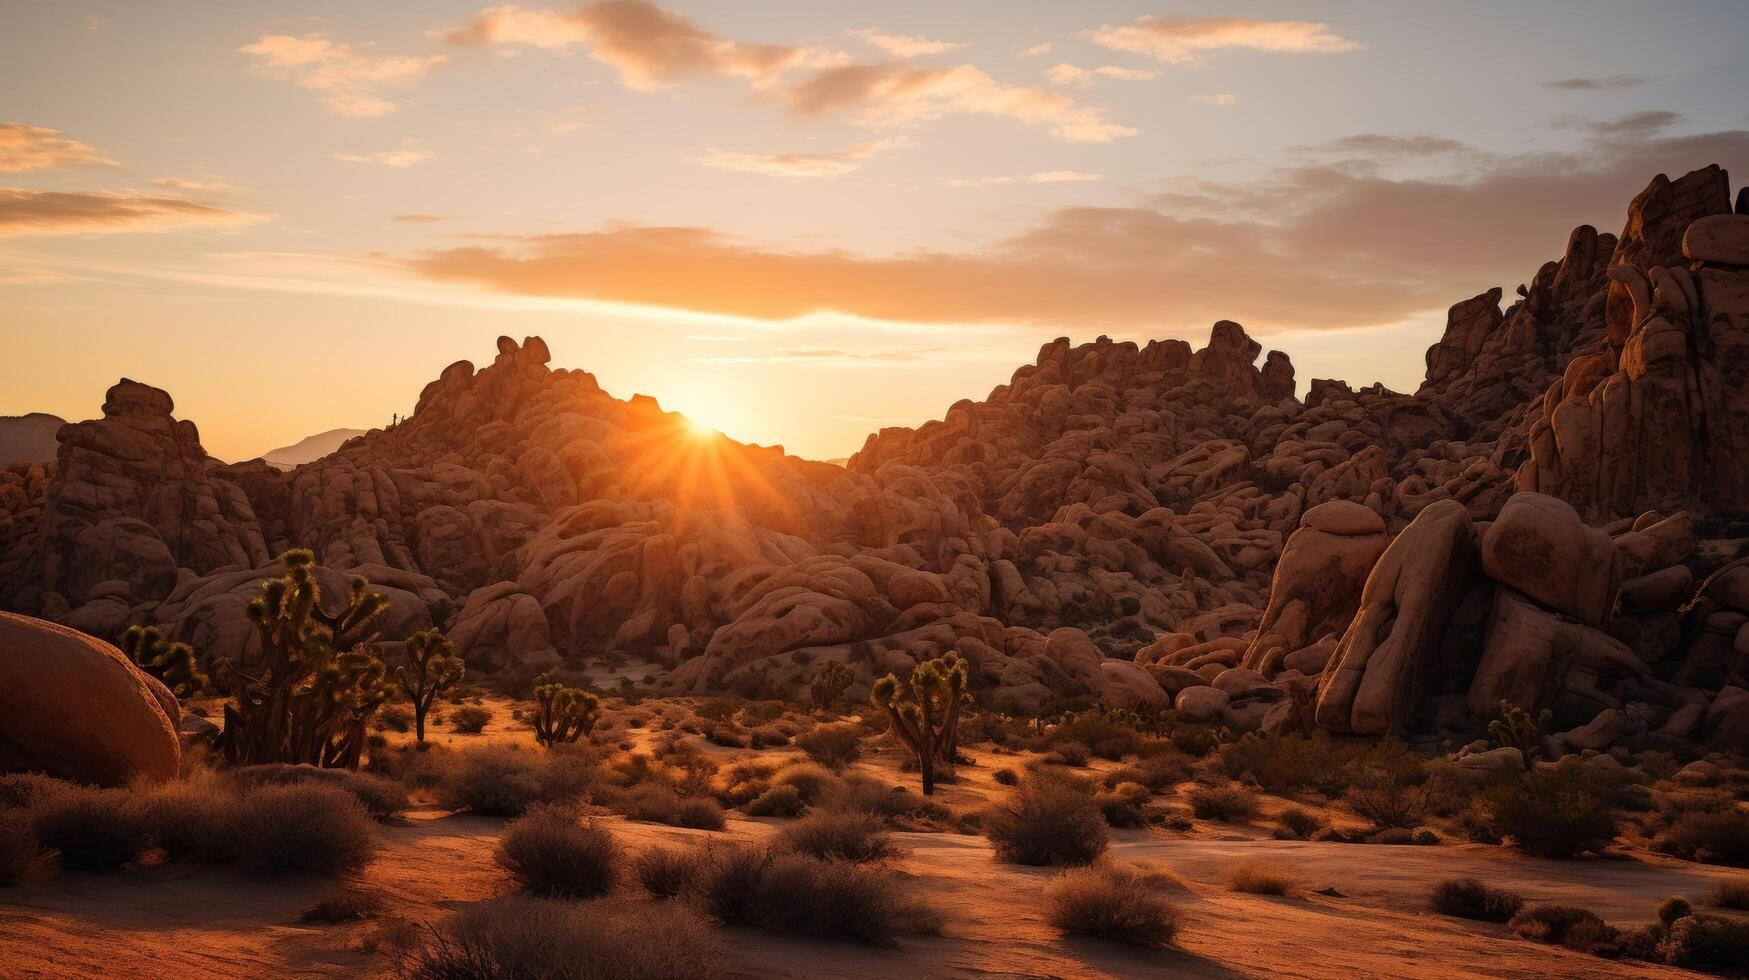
[392,213,455,223]
[0,122,116,172]
[1544,74,1653,90]
[1017,43,1053,58]
[0,187,265,237]
[1089,16,1359,65]
[783,63,1134,142]
[240,33,447,117]
[149,176,237,193]
[333,139,431,167]
[1046,64,1159,88]
[390,115,1748,337]
[696,137,910,178]
[1564,109,1684,138]
[444,2,835,90]
[849,28,966,58]
[942,170,1104,187]
[1188,93,1237,106]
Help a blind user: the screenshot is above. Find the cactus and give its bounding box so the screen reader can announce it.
[1487,700,1551,771]
[810,660,854,711]
[214,549,394,769]
[118,625,207,699]
[871,653,969,796]
[395,629,465,744]
[531,674,599,747]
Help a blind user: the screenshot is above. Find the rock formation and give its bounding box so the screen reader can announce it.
[1,165,1746,755]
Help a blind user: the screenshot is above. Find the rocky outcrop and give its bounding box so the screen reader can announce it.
[0,610,180,785]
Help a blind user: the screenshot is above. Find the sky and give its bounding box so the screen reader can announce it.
[1,1,1747,462]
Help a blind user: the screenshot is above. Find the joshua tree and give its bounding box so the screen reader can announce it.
[119,625,207,699]
[1487,700,1552,771]
[810,660,854,712]
[531,674,600,748]
[395,629,465,745]
[215,549,395,769]
[871,653,969,796]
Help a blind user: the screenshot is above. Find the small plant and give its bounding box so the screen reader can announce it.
[1228,860,1299,896]
[744,783,805,817]
[399,896,721,980]
[300,886,384,924]
[229,783,378,876]
[1658,911,1749,971]
[1654,810,1749,867]
[810,660,855,711]
[992,767,1019,786]
[1430,878,1524,922]
[778,810,898,863]
[1710,876,1749,909]
[29,785,148,872]
[871,653,968,796]
[636,846,704,899]
[1487,700,1551,771]
[1509,904,1612,951]
[796,723,863,771]
[0,810,56,885]
[394,629,465,745]
[984,769,1109,866]
[1094,782,1150,828]
[691,843,940,944]
[1188,784,1258,822]
[1484,764,1618,858]
[1273,806,1324,841]
[1045,862,1183,946]
[449,704,491,734]
[118,625,206,698]
[530,674,600,748]
[495,804,619,898]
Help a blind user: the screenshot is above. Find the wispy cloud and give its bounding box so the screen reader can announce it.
[0,122,116,173]
[333,139,431,168]
[1017,42,1053,58]
[392,213,455,223]
[240,34,447,117]
[1188,93,1237,106]
[942,170,1104,187]
[1045,64,1159,88]
[696,137,910,178]
[848,28,966,59]
[1544,74,1653,91]
[148,176,237,193]
[1089,16,1359,65]
[0,187,266,237]
[783,63,1134,142]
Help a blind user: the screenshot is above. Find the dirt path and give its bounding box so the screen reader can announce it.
[2,808,1736,979]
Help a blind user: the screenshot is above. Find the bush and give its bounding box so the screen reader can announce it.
[1509,905,1610,949]
[771,763,844,807]
[224,764,408,820]
[1656,895,1692,926]
[635,846,703,899]
[435,746,594,817]
[1710,876,1749,909]
[1187,784,1258,822]
[29,785,148,872]
[1658,912,1749,971]
[449,705,491,735]
[1094,782,1150,828]
[795,724,863,771]
[1273,806,1324,841]
[743,784,806,818]
[1654,810,1749,867]
[0,810,56,884]
[377,705,413,733]
[1044,863,1183,946]
[984,771,1109,866]
[399,895,721,980]
[1430,878,1524,922]
[992,768,1019,786]
[1228,860,1298,896]
[1484,765,1618,858]
[130,774,241,864]
[301,887,384,923]
[495,805,618,898]
[692,844,939,945]
[0,773,66,809]
[1221,732,1352,795]
[675,796,727,831]
[779,810,898,863]
[230,784,378,876]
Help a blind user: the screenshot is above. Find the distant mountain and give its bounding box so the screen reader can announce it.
[259,428,368,470]
[0,413,66,466]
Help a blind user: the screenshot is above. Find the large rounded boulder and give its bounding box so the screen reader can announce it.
[0,611,181,786]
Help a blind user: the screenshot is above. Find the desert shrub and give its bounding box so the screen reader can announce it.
[984,770,1109,866]
[1710,876,1749,909]
[1170,725,1224,758]
[0,773,66,809]
[1228,860,1298,896]
[1273,806,1324,841]
[635,846,703,899]
[992,768,1019,786]
[1047,741,1092,767]
[1044,863,1183,946]
[399,896,720,980]
[435,746,594,817]
[301,886,384,923]
[1221,732,1353,795]
[779,809,898,863]
[1050,711,1147,761]
[449,705,491,735]
[717,760,776,807]
[1094,782,1150,828]
[0,810,56,884]
[833,775,939,822]
[771,763,844,806]
[675,797,727,831]
[495,805,618,898]
[1342,741,1435,830]
[377,705,413,733]
[1656,894,1692,926]
[1187,784,1258,822]
[1654,810,1749,867]
[795,723,863,771]
[743,784,806,818]
[29,785,148,872]
[223,764,408,819]
[230,783,377,876]
[1509,904,1610,949]
[130,774,241,863]
[1484,764,1618,858]
[1430,878,1524,922]
[692,844,938,945]
[1658,912,1749,971]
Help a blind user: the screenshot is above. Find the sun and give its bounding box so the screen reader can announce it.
[682,414,717,439]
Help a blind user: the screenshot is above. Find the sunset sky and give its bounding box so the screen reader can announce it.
[2,1,1747,462]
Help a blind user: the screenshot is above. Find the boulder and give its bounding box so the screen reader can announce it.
[1682,213,1749,265]
[1560,708,1624,751]
[1467,588,1647,715]
[1175,685,1230,724]
[0,611,181,786]
[1241,500,1388,675]
[1480,493,1619,626]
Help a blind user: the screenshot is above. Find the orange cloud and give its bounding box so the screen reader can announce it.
[0,122,116,173]
[1045,64,1158,88]
[0,187,264,237]
[784,63,1134,143]
[333,139,431,168]
[1090,16,1359,65]
[848,28,967,59]
[240,34,447,116]
[696,137,910,178]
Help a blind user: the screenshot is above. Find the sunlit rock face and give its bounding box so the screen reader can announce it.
[2,166,1747,740]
